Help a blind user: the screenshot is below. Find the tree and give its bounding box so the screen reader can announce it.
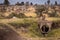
[47,0,50,5]
[30,2,33,5]
[21,2,24,5]
[45,2,46,5]
[4,0,10,5]
[15,2,20,5]
[26,2,29,6]
[34,4,37,6]
[55,1,57,5]
[49,10,58,17]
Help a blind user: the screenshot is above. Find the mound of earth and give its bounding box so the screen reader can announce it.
[0,29,23,40]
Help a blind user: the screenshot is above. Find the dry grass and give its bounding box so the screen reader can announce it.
[46,17,60,21]
[0,17,60,38]
[0,17,60,23]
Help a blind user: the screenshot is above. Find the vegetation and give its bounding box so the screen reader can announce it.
[6,13,27,18]
[8,19,42,37]
[30,2,33,5]
[4,18,59,37]
[17,13,27,18]
[47,28,60,37]
[0,17,60,37]
[16,2,24,5]
[35,5,46,17]
[49,11,58,17]
[26,2,29,6]
[21,2,24,5]
[55,1,58,5]
[47,0,50,5]
[0,0,60,38]
[4,0,10,5]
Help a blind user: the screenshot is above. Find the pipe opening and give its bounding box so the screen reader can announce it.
[41,25,49,33]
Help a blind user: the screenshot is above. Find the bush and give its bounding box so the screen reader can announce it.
[17,13,27,18]
[7,13,27,18]
[6,13,16,18]
[48,11,58,17]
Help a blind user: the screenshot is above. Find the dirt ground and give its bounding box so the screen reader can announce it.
[0,29,23,40]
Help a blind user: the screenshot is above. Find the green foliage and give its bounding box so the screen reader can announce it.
[6,13,27,18]
[30,2,33,5]
[28,22,42,37]
[8,19,34,29]
[49,11,58,17]
[7,18,60,37]
[26,2,29,6]
[47,0,50,5]
[8,19,42,37]
[17,13,27,18]
[21,2,24,5]
[35,6,46,16]
[9,22,31,29]
[55,1,57,5]
[0,17,60,37]
[6,13,16,18]
[47,28,60,37]
[4,0,10,5]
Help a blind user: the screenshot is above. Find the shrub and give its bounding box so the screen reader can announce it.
[17,13,27,18]
[6,13,16,18]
